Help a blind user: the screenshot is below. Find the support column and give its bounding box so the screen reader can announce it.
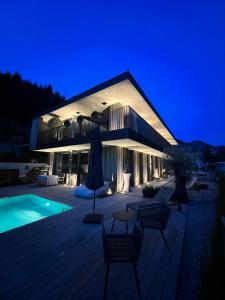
[151,155,155,178]
[77,151,81,186]
[147,154,151,181]
[143,153,148,183]
[133,151,140,186]
[49,152,55,175]
[159,157,163,178]
[157,157,160,178]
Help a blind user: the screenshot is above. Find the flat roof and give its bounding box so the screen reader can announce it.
[37,72,177,145]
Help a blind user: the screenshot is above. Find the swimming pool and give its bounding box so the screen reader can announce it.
[0,194,73,233]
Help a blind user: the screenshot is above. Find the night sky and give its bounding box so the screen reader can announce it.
[0,1,224,146]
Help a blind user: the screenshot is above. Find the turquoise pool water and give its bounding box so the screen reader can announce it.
[0,194,72,233]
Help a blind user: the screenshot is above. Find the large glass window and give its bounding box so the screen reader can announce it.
[54,150,89,176]
[55,152,69,173]
[80,152,89,174]
[72,152,78,173]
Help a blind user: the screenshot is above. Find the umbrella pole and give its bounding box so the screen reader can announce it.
[93,189,96,214]
[83,187,103,224]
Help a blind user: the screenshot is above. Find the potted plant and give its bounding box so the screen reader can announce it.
[47,117,63,129]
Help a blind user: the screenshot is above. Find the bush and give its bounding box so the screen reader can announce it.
[142,186,159,198]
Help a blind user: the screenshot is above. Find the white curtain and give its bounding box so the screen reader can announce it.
[133,151,140,186]
[116,147,124,192]
[109,108,124,130]
[49,153,55,175]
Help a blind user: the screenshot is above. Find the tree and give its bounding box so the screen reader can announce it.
[0,71,65,144]
[164,145,193,173]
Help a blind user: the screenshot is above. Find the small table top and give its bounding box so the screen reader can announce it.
[112,211,136,221]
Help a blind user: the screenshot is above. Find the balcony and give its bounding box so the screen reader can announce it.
[37,106,169,149]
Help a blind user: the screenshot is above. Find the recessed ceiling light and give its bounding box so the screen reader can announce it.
[102,102,107,105]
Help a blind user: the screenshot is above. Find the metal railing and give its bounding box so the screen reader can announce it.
[37,106,168,147]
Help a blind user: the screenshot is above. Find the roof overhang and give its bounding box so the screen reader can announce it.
[36,138,166,157]
[39,72,177,145]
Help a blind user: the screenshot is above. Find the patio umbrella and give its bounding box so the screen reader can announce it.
[83,127,104,223]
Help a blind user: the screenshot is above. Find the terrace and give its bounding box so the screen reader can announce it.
[0,181,189,300]
[37,105,169,151]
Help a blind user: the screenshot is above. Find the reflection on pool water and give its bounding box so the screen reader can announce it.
[0,194,72,233]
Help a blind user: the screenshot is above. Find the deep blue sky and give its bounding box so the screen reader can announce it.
[0,0,225,145]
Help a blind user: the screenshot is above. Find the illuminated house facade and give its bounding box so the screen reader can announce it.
[30,72,177,191]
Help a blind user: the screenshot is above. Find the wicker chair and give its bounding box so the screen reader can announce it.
[138,203,171,250]
[102,225,143,299]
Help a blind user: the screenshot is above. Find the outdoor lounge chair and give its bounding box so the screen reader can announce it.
[102,225,143,299]
[138,202,171,250]
[126,186,178,213]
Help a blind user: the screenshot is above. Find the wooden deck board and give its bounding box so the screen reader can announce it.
[146,212,181,299]
[0,183,187,300]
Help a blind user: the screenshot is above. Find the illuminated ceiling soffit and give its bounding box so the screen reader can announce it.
[42,79,177,145]
[36,139,166,157]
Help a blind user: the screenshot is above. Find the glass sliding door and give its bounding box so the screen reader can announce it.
[72,152,78,173]
[54,150,89,185]
[55,152,70,174]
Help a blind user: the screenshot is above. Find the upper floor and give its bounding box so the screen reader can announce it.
[30,72,177,152]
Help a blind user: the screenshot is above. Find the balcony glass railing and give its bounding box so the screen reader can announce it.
[37,106,167,147]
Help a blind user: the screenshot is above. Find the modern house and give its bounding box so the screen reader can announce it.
[30,72,177,191]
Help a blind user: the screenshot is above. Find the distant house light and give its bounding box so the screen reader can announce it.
[101,102,107,105]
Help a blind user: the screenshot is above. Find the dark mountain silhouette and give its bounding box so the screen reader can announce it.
[173,140,225,163]
[0,71,65,143]
[187,140,212,151]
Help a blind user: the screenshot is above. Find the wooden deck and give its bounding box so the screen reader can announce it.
[0,183,187,300]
